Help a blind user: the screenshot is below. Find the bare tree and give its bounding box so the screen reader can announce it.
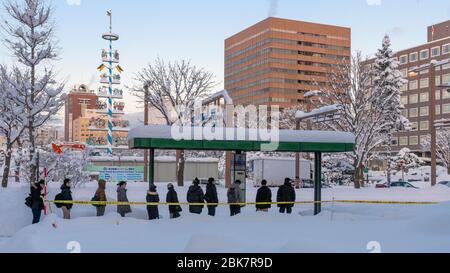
[1,0,65,184]
[133,58,216,186]
[315,52,387,188]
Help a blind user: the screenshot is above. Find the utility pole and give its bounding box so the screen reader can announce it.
[430,65,437,187]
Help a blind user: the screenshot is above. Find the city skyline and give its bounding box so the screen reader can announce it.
[1,0,450,115]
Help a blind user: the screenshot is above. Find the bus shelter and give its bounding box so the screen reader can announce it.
[128,125,355,215]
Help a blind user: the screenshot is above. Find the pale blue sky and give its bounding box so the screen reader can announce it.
[1,0,450,114]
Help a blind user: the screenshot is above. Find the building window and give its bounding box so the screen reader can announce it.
[431,46,441,57]
[410,122,418,131]
[409,136,419,146]
[420,121,429,131]
[400,69,408,77]
[443,104,450,114]
[443,44,450,55]
[401,109,408,117]
[409,94,418,104]
[399,136,408,146]
[409,52,418,62]
[399,55,408,65]
[443,63,450,70]
[391,138,398,146]
[443,74,450,84]
[436,76,441,86]
[420,49,429,60]
[400,81,408,92]
[410,80,418,90]
[436,105,441,115]
[436,90,441,100]
[420,135,428,145]
[401,96,408,105]
[420,78,429,89]
[443,90,450,99]
[420,106,429,116]
[409,108,418,117]
[420,92,429,102]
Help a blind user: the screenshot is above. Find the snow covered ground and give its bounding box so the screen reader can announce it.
[1,180,450,253]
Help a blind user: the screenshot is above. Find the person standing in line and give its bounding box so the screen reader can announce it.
[117,181,132,217]
[277,178,296,214]
[204,177,219,216]
[186,178,205,214]
[59,178,73,219]
[146,184,160,220]
[94,179,107,216]
[255,179,272,212]
[166,183,182,219]
[30,180,45,224]
[227,180,242,216]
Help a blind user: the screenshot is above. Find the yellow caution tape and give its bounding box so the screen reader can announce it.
[45,199,439,206]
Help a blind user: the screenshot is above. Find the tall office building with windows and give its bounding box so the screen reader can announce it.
[366,20,450,160]
[224,17,351,109]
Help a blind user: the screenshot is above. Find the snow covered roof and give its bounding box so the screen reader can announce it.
[128,125,355,153]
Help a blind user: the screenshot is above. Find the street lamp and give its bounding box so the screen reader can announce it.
[408,58,450,187]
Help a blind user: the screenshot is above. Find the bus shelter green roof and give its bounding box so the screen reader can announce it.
[128,125,355,153]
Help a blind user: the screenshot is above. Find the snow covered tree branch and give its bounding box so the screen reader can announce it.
[1,0,65,184]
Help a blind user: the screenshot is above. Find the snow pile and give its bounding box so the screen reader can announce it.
[0,184,32,237]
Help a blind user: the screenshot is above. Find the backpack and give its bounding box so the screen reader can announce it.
[227,187,235,201]
[54,193,64,208]
[91,195,100,207]
[25,195,32,208]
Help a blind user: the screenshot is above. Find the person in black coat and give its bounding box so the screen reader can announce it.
[59,178,73,219]
[146,184,160,220]
[256,180,272,212]
[186,178,204,214]
[166,183,181,219]
[204,178,218,216]
[277,178,296,214]
[30,180,45,224]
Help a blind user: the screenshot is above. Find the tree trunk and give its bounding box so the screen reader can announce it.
[176,149,185,187]
[354,164,363,189]
[1,144,12,188]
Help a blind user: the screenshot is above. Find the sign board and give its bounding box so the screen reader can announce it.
[86,165,144,182]
[364,167,369,174]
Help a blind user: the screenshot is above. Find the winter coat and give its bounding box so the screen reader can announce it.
[60,184,73,210]
[146,191,160,219]
[186,185,204,214]
[256,186,272,210]
[117,187,132,215]
[30,185,44,211]
[166,188,181,214]
[227,183,242,204]
[95,180,107,207]
[277,181,296,208]
[204,183,218,208]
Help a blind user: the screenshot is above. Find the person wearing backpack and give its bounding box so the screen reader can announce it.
[117,181,131,217]
[94,179,107,216]
[227,180,242,216]
[204,178,218,216]
[29,180,45,224]
[55,178,73,219]
[166,183,181,219]
[186,178,205,214]
[146,184,160,220]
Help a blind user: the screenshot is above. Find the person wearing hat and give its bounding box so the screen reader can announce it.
[227,180,242,216]
[204,177,219,216]
[146,184,160,220]
[117,181,131,217]
[166,183,182,219]
[277,178,296,214]
[186,178,205,214]
[255,179,272,212]
[30,180,45,224]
